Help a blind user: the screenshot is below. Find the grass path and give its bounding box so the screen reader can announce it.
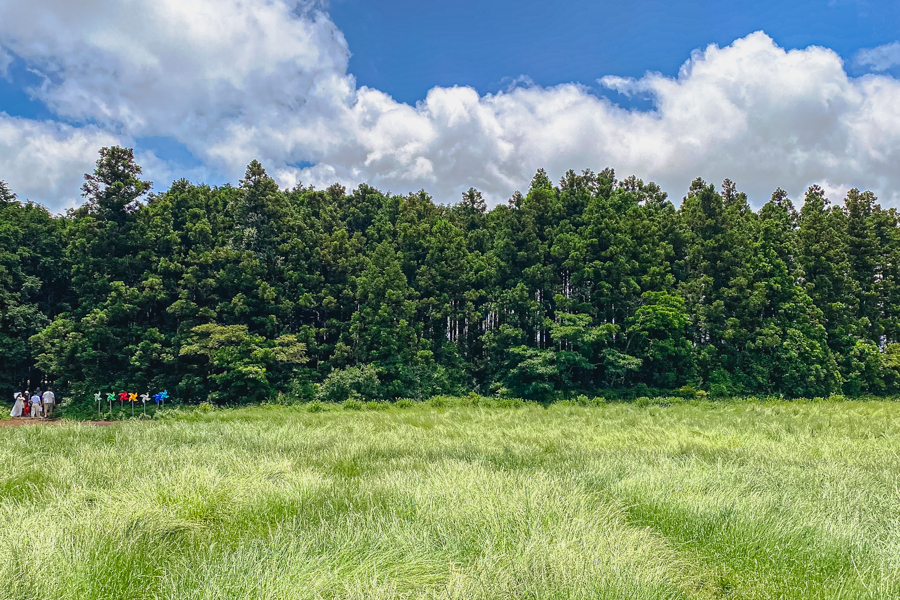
[1,400,899,599]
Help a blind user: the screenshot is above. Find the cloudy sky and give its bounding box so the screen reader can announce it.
[1,0,900,211]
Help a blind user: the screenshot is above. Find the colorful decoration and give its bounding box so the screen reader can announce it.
[128,392,137,402]
[140,393,149,405]
[153,391,169,404]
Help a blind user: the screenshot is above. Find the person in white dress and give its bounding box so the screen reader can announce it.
[10,393,24,417]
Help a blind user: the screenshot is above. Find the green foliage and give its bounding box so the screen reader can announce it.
[318,364,381,403]
[0,181,68,399]
[305,399,329,413]
[179,323,306,403]
[626,291,691,388]
[504,347,557,400]
[4,148,900,402]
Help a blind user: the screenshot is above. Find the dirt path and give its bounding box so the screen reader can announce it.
[0,418,116,427]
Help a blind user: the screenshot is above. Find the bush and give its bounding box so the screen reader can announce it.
[461,392,485,407]
[575,394,591,406]
[391,362,457,400]
[708,369,741,398]
[395,398,416,409]
[283,377,318,403]
[494,397,525,408]
[272,393,295,406]
[318,365,381,403]
[306,400,328,413]
[676,385,699,399]
[428,395,449,408]
[341,394,365,410]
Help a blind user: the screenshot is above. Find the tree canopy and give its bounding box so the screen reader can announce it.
[4,148,900,404]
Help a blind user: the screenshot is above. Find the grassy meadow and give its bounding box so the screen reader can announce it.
[1,398,900,599]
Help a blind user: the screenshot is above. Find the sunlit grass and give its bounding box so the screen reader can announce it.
[1,398,899,599]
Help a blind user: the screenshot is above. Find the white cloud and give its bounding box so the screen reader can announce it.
[0,48,11,77]
[856,41,900,72]
[0,113,119,211]
[1,2,900,210]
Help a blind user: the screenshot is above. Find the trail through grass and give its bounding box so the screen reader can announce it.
[1,399,900,599]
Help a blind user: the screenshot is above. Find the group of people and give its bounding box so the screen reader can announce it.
[10,389,55,419]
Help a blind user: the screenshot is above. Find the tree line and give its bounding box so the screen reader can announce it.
[2,146,899,407]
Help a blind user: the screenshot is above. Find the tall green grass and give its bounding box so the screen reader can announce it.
[1,399,899,599]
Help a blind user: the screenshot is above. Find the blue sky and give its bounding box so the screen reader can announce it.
[1,0,900,210]
[329,0,899,103]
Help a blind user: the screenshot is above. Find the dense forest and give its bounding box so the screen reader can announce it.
[2,146,899,407]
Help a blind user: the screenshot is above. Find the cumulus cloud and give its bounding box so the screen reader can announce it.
[856,41,900,72]
[1,0,900,210]
[0,113,118,210]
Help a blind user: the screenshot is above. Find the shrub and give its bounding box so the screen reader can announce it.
[708,369,740,398]
[494,397,525,408]
[341,393,365,410]
[306,400,327,413]
[494,386,512,398]
[428,396,449,408]
[462,392,484,407]
[285,377,318,403]
[273,392,301,406]
[391,362,457,400]
[318,365,381,403]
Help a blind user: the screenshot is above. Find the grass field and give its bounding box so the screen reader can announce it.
[1,398,900,599]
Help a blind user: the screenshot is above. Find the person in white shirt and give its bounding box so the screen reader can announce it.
[42,389,55,418]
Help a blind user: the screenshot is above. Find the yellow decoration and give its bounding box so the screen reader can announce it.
[128,393,138,402]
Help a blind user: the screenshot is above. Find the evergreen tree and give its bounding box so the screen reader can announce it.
[5,149,900,406]
[0,182,68,397]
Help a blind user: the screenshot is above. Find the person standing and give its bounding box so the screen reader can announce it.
[10,394,24,417]
[42,389,55,418]
[30,391,42,418]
